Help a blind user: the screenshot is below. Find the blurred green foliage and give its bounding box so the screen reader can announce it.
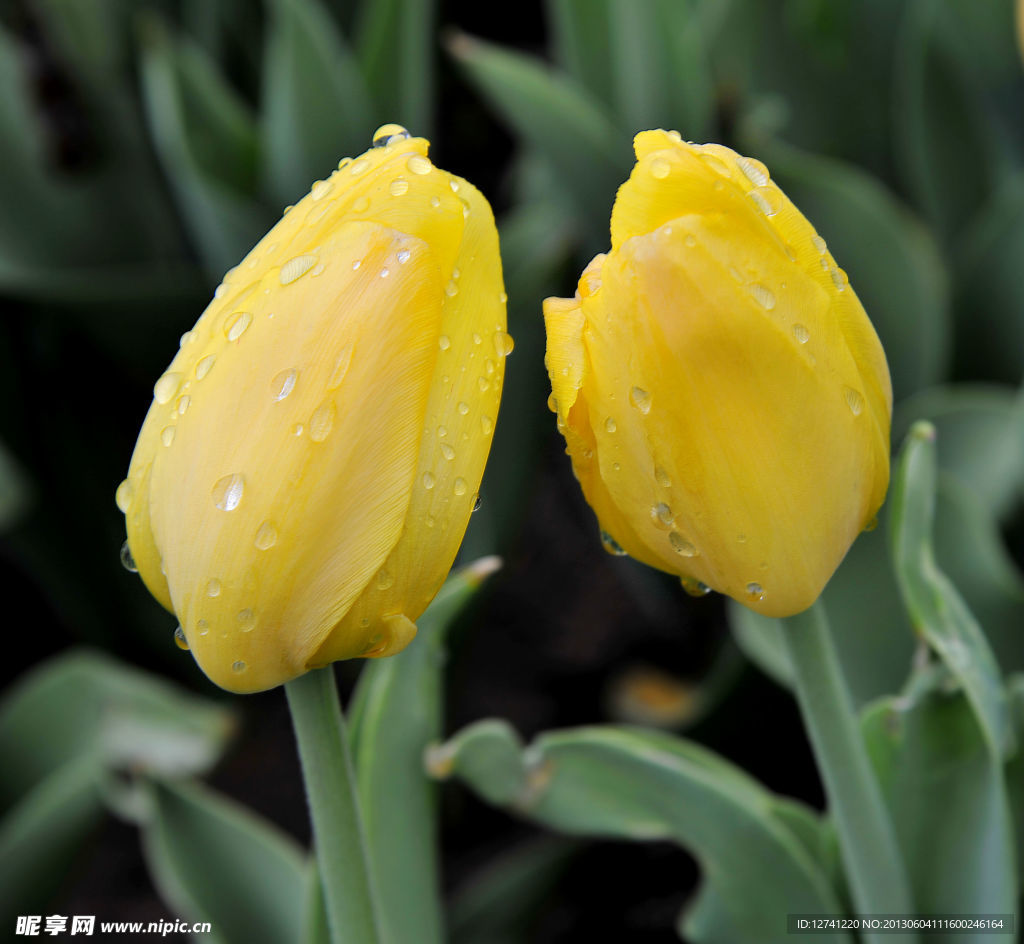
[1,0,1022,940]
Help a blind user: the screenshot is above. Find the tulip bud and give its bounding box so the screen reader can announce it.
[544,130,892,617]
[117,126,509,692]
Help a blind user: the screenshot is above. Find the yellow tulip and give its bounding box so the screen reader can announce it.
[117,125,509,693]
[544,130,891,618]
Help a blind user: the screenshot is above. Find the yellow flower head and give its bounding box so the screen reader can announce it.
[117,126,509,692]
[544,130,891,617]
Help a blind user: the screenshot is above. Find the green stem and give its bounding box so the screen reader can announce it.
[286,668,383,944]
[781,603,917,944]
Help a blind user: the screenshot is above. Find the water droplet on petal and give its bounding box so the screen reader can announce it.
[154,372,181,404]
[120,540,138,572]
[179,331,193,348]
[681,577,711,597]
[115,479,133,513]
[438,335,451,351]
[830,267,847,292]
[212,473,244,511]
[422,472,435,490]
[746,582,765,601]
[350,157,371,175]
[255,521,278,550]
[440,443,455,461]
[792,323,810,343]
[699,153,732,178]
[736,155,768,186]
[232,660,247,673]
[604,417,616,433]
[480,415,494,434]
[454,477,468,496]
[196,355,216,380]
[669,532,697,557]
[161,426,176,447]
[177,395,191,416]
[397,249,411,264]
[654,466,671,488]
[430,195,441,208]
[311,179,333,200]
[457,402,469,415]
[651,502,674,528]
[445,280,458,297]
[493,330,514,356]
[811,234,827,254]
[197,618,210,636]
[206,579,221,597]
[373,123,410,146]
[353,196,370,213]
[748,186,781,216]
[174,625,189,650]
[272,368,298,401]
[600,530,628,556]
[449,179,460,193]
[389,178,409,196]
[310,401,336,441]
[380,267,390,279]
[237,609,255,632]
[629,386,651,414]
[749,284,776,310]
[377,570,395,590]
[650,158,670,179]
[843,386,864,416]
[472,494,483,512]
[310,263,325,277]
[408,154,431,175]
[327,345,354,390]
[281,254,318,284]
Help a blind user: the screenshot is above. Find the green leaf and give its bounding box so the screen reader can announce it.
[889,422,1014,758]
[140,779,306,944]
[0,650,235,809]
[0,757,104,927]
[954,172,1024,383]
[261,0,374,207]
[893,385,1024,524]
[354,0,436,136]
[436,723,851,943]
[449,838,577,944]
[300,858,330,944]
[139,15,267,277]
[1006,675,1024,895]
[546,0,615,109]
[447,32,631,247]
[348,557,502,944]
[862,676,1017,916]
[756,141,950,401]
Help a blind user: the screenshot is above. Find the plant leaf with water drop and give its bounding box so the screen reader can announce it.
[889,422,1013,758]
[434,721,852,944]
[861,674,1017,917]
[261,0,373,207]
[0,650,235,808]
[138,14,267,277]
[139,778,305,944]
[348,558,501,944]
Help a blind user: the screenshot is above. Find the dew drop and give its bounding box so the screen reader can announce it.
[457,402,469,415]
[629,386,651,414]
[224,311,253,342]
[440,443,456,461]
[480,415,494,434]
[438,335,451,351]
[154,372,181,404]
[746,582,765,601]
[684,234,697,248]
[115,479,133,513]
[444,279,459,298]
[654,466,671,488]
[749,284,776,310]
[422,471,435,490]
[372,123,409,147]
[212,474,244,511]
[407,154,431,175]
[792,323,810,344]
[651,502,674,528]
[292,423,304,436]
[237,609,255,632]
[430,195,441,208]
[272,368,298,401]
[830,267,847,292]
[604,417,616,433]
[389,178,410,196]
[161,426,176,447]
[174,626,189,650]
[195,355,216,380]
[177,395,191,416]
[424,514,436,527]
[353,196,370,213]
[700,153,732,178]
[232,660,247,673]
[864,515,879,533]
[748,186,781,216]
[350,157,371,175]
[811,234,827,254]
[197,618,210,636]
[254,521,278,550]
[681,577,711,597]
[477,376,490,392]
[843,386,864,416]
[179,331,193,348]
[453,477,468,496]
[310,401,336,442]
[650,158,671,179]
[206,579,221,597]
[380,267,390,279]
[377,570,395,590]
[493,330,515,356]
[669,532,697,557]
[449,179,460,193]
[599,529,628,557]
[736,155,768,186]
[737,533,747,544]
[120,540,138,573]
[311,179,333,201]
[281,254,318,284]
[310,263,325,277]
[327,345,354,390]
[397,249,411,264]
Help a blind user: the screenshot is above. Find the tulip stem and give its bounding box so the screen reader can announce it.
[286,667,384,944]
[781,603,917,943]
